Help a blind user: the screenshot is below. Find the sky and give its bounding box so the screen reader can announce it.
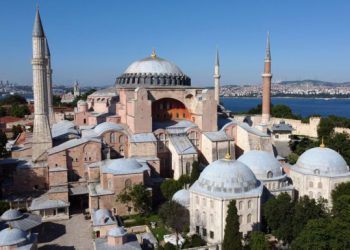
[1,0,350,87]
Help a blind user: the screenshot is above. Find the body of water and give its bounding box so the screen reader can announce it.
[221,97,350,118]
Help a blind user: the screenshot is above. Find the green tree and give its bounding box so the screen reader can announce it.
[0,131,8,158]
[116,184,151,215]
[178,175,191,187]
[9,104,30,118]
[292,196,328,239]
[332,195,350,222]
[159,201,189,248]
[160,179,182,200]
[287,152,299,164]
[248,232,269,250]
[0,94,27,106]
[0,107,6,117]
[331,181,350,203]
[271,104,295,119]
[263,193,295,244]
[190,161,200,185]
[223,200,242,250]
[11,125,23,139]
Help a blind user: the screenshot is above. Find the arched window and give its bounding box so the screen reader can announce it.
[83,118,86,124]
[202,198,206,206]
[202,212,207,226]
[267,171,273,178]
[318,182,322,189]
[210,214,214,224]
[309,181,313,188]
[247,214,252,223]
[110,133,115,143]
[210,200,214,209]
[125,179,132,188]
[248,200,252,209]
[317,192,322,199]
[108,179,113,189]
[119,135,125,144]
[314,169,320,175]
[239,215,242,224]
[238,201,243,210]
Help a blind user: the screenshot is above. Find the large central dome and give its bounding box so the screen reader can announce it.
[115,50,191,87]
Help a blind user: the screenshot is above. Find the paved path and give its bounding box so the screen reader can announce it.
[37,213,93,250]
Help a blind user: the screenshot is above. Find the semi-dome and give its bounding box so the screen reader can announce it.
[102,158,150,175]
[295,147,349,176]
[190,158,262,199]
[1,209,23,221]
[237,150,283,180]
[93,122,124,136]
[172,189,190,207]
[115,50,191,87]
[0,227,27,246]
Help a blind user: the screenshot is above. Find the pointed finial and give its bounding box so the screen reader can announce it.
[320,137,325,148]
[265,31,271,61]
[224,141,231,160]
[33,7,45,37]
[151,48,157,59]
[215,49,220,66]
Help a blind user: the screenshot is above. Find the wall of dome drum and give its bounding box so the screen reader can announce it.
[115,56,191,87]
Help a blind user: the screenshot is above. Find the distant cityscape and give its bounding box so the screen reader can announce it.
[2,79,350,99]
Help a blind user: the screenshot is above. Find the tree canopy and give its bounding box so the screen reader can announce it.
[116,184,151,215]
[0,94,27,106]
[247,231,269,250]
[223,200,242,250]
[190,161,200,185]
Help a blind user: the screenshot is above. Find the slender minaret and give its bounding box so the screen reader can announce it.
[261,32,272,125]
[32,8,52,161]
[45,38,55,125]
[214,49,221,103]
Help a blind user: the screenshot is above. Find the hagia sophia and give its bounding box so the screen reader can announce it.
[0,8,349,250]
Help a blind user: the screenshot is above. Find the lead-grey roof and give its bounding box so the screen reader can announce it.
[271,121,294,132]
[33,9,45,37]
[6,214,42,231]
[130,133,157,143]
[48,137,100,155]
[89,87,119,97]
[88,183,114,197]
[51,120,79,139]
[95,234,141,250]
[0,227,27,246]
[92,208,118,227]
[100,158,150,175]
[204,131,230,142]
[221,119,269,137]
[29,194,69,211]
[1,209,23,221]
[169,134,197,155]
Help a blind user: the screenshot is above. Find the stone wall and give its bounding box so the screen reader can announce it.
[334,127,350,135]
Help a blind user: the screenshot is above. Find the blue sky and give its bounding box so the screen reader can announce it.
[1,0,350,87]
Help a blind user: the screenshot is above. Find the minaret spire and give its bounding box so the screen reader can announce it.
[214,49,221,104]
[261,31,273,125]
[45,38,55,125]
[32,8,52,161]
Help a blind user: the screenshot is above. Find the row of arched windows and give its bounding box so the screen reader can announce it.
[238,200,252,210]
[309,181,323,189]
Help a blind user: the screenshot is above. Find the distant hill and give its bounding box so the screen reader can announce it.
[277,80,350,87]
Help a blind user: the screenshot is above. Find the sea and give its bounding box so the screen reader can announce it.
[221,97,350,118]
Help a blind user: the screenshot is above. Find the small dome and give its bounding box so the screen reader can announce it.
[103,158,148,175]
[237,150,282,180]
[1,209,23,221]
[0,228,27,246]
[191,159,261,198]
[108,226,127,237]
[172,189,190,207]
[295,147,349,175]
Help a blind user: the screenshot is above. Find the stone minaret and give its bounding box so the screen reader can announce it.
[45,38,55,125]
[32,9,52,161]
[261,32,272,125]
[214,49,221,103]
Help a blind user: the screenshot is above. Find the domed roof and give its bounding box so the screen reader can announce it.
[116,50,191,87]
[0,227,27,246]
[190,158,262,199]
[294,147,349,176]
[77,100,87,105]
[93,122,124,136]
[172,189,190,207]
[108,226,127,237]
[102,158,150,175]
[1,209,23,221]
[237,150,283,180]
[124,55,184,76]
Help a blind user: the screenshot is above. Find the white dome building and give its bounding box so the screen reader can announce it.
[289,145,350,204]
[172,189,190,208]
[189,156,263,243]
[237,150,293,197]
